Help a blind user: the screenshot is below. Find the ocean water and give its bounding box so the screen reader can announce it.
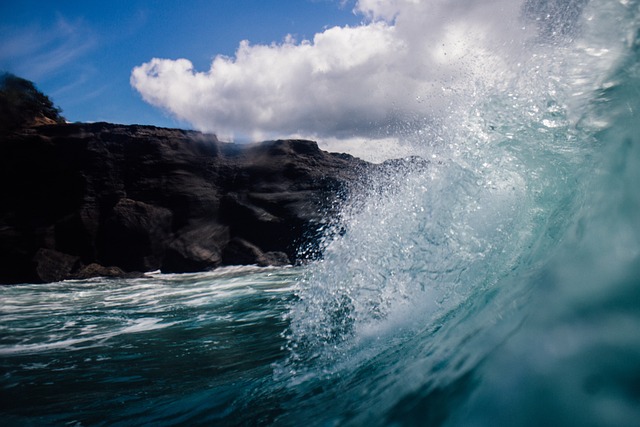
[2,0,640,425]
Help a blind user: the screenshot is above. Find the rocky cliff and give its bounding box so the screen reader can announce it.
[0,73,66,133]
[0,122,368,284]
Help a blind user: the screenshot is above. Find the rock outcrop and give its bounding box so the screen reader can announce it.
[0,73,65,133]
[0,122,368,284]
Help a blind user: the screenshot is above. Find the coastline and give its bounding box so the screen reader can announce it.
[0,121,369,284]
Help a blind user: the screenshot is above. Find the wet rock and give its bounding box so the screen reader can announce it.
[221,237,291,267]
[32,248,80,283]
[71,263,145,280]
[161,224,228,273]
[99,198,173,272]
[0,122,368,284]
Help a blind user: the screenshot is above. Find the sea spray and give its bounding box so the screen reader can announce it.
[1,1,639,426]
[278,0,640,424]
[284,0,598,364]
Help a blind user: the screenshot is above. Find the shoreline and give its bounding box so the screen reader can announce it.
[0,121,369,284]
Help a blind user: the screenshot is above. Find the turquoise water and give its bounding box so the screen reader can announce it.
[0,267,298,425]
[2,1,640,425]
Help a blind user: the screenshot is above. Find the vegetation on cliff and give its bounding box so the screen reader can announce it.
[0,72,66,133]
[0,75,369,284]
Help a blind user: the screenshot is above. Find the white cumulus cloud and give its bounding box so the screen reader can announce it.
[131,0,537,144]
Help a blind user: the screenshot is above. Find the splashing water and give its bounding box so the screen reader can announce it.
[280,0,640,424]
[2,1,640,426]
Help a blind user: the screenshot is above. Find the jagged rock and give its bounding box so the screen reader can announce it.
[220,193,291,256]
[221,237,290,267]
[32,248,80,283]
[161,224,228,273]
[0,122,368,284]
[71,263,145,280]
[258,251,291,267]
[98,198,173,272]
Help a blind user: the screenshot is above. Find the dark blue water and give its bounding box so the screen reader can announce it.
[2,1,640,425]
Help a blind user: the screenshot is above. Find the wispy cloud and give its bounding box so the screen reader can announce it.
[0,16,96,82]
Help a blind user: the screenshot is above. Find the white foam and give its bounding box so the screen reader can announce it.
[119,318,170,334]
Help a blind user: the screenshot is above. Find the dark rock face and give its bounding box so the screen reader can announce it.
[221,238,290,267]
[162,224,227,273]
[99,198,173,272]
[71,263,145,280]
[0,122,367,284]
[33,248,80,283]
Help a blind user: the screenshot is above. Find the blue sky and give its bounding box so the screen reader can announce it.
[2,0,542,158]
[1,0,361,129]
